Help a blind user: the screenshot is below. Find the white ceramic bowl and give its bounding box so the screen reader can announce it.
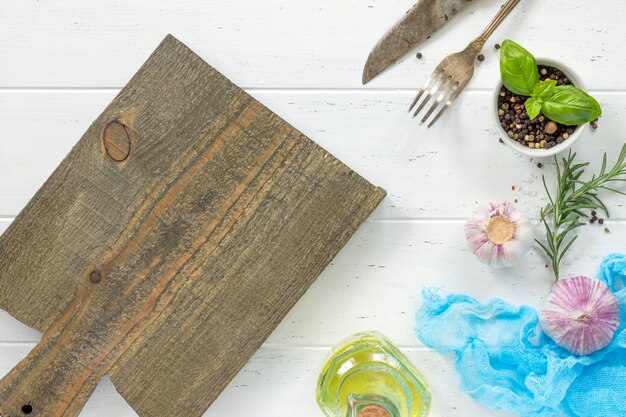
[493,58,587,158]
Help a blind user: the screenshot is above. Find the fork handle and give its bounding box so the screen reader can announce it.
[474,0,522,49]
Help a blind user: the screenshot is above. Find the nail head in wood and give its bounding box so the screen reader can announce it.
[89,270,102,284]
[103,121,131,162]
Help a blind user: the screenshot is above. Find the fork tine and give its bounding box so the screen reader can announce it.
[426,83,462,128]
[420,77,453,124]
[408,73,436,113]
[412,73,445,118]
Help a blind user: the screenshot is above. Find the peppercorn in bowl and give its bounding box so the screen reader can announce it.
[493,58,588,158]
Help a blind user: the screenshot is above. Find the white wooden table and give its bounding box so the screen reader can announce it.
[1,1,625,416]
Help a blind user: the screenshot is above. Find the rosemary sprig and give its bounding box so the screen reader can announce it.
[537,143,626,281]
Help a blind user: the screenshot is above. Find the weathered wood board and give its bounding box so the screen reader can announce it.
[0,35,385,417]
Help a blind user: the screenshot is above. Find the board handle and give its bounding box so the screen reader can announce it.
[0,276,111,417]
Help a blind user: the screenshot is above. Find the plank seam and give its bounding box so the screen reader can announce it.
[0,341,433,351]
[1,87,626,94]
[5,216,626,224]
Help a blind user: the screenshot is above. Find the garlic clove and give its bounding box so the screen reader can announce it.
[464,201,532,267]
[541,276,620,356]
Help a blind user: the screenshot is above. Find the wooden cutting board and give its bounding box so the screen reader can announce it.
[0,35,385,417]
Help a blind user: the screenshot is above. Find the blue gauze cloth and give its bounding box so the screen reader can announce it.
[415,253,626,417]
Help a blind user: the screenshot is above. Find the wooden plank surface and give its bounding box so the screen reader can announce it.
[0,344,515,417]
[3,218,624,347]
[0,0,622,90]
[0,35,384,417]
[1,90,625,220]
[2,1,626,417]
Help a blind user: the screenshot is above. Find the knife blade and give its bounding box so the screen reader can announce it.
[362,0,473,84]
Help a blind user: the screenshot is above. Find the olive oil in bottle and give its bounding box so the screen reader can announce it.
[317,331,431,417]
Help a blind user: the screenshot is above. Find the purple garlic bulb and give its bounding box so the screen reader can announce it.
[541,276,620,356]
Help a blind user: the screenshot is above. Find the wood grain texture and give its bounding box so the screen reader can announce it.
[0,34,385,417]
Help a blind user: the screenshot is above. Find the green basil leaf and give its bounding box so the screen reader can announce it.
[532,80,557,103]
[525,97,542,120]
[500,40,539,96]
[542,86,602,125]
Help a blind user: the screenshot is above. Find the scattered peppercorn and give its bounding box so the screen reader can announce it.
[599,218,604,225]
[416,52,423,59]
[537,162,543,168]
[590,217,596,224]
[477,54,485,62]
[591,210,597,216]
[499,138,505,144]
[495,43,501,49]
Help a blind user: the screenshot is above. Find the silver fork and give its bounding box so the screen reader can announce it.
[409,0,521,128]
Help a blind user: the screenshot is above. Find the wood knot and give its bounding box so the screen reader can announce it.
[103,121,131,162]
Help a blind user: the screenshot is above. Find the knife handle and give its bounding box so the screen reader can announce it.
[475,0,522,48]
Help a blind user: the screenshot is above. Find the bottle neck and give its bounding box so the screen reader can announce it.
[347,394,398,417]
[353,404,389,417]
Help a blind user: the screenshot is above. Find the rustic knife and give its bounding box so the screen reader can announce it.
[363,0,473,84]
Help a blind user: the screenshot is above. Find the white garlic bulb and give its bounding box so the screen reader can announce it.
[464,201,532,267]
